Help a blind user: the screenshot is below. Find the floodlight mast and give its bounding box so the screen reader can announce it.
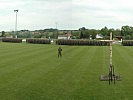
[14,10,18,36]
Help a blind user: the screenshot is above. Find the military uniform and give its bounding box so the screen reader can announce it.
[58,47,62,58]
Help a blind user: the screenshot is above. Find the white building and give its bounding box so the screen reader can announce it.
[96,34,103,39]
[58,33,72,39]
[58,35,68,39]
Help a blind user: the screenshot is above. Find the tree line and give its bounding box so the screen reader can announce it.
[1,25,133,40]
[79,25,133,40]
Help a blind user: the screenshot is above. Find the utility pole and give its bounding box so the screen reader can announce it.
[14,10,19,38]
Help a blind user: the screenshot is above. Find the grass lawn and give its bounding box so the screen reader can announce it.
[0,42,133,100]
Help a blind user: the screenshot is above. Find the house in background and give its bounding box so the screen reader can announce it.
[58,35,68,39]
[58,31,72,39]
[65,31,72,39]
[5,35,13,38]
[96,34,103,39]
[115,36,123,41]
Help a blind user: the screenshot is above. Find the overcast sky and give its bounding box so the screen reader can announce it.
[0,0,133,31]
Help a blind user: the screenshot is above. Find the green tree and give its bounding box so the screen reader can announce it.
[1,31,5,37]
[80,31,84,39]
[79,27,86,39]
[100,26,108,37]
[121,25,130,36]
[90,29,98,39]
[114,29,121,36]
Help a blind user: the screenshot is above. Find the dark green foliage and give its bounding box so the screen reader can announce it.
[44,28,58,32]
[122,40,133,46]
[121,25,131,36]
[1,31,5,37]
[123,34,133,40]
[17,32,32,38]
[79,27,98,39]
[80,31,84,39]
[56,39,109,46]
[2,38,22,43]
[100,26,108,36]
[26,38,51,44]
[33,34,42,38]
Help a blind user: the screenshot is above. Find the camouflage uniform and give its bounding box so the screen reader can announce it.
[58,47,62,58]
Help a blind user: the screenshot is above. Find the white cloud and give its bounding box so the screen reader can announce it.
[0,0,72,31]
[0,0,133,31]
[72,0,133,29]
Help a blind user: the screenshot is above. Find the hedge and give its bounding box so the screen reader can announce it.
[56,40,109,46]
[2,38,22,43]
[122,40,133,46]
[26,39,51,44]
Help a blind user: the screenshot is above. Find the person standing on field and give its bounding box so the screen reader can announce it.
[58,47,62,58]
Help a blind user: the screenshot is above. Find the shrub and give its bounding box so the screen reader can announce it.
[26,38,51,44]
[122,40,133,46]
[56,40,109,46]
[2,38,22,43]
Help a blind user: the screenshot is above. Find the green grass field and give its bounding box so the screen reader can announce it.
[0,42,133,100]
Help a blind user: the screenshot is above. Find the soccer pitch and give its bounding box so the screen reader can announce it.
[0,42,133,100]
